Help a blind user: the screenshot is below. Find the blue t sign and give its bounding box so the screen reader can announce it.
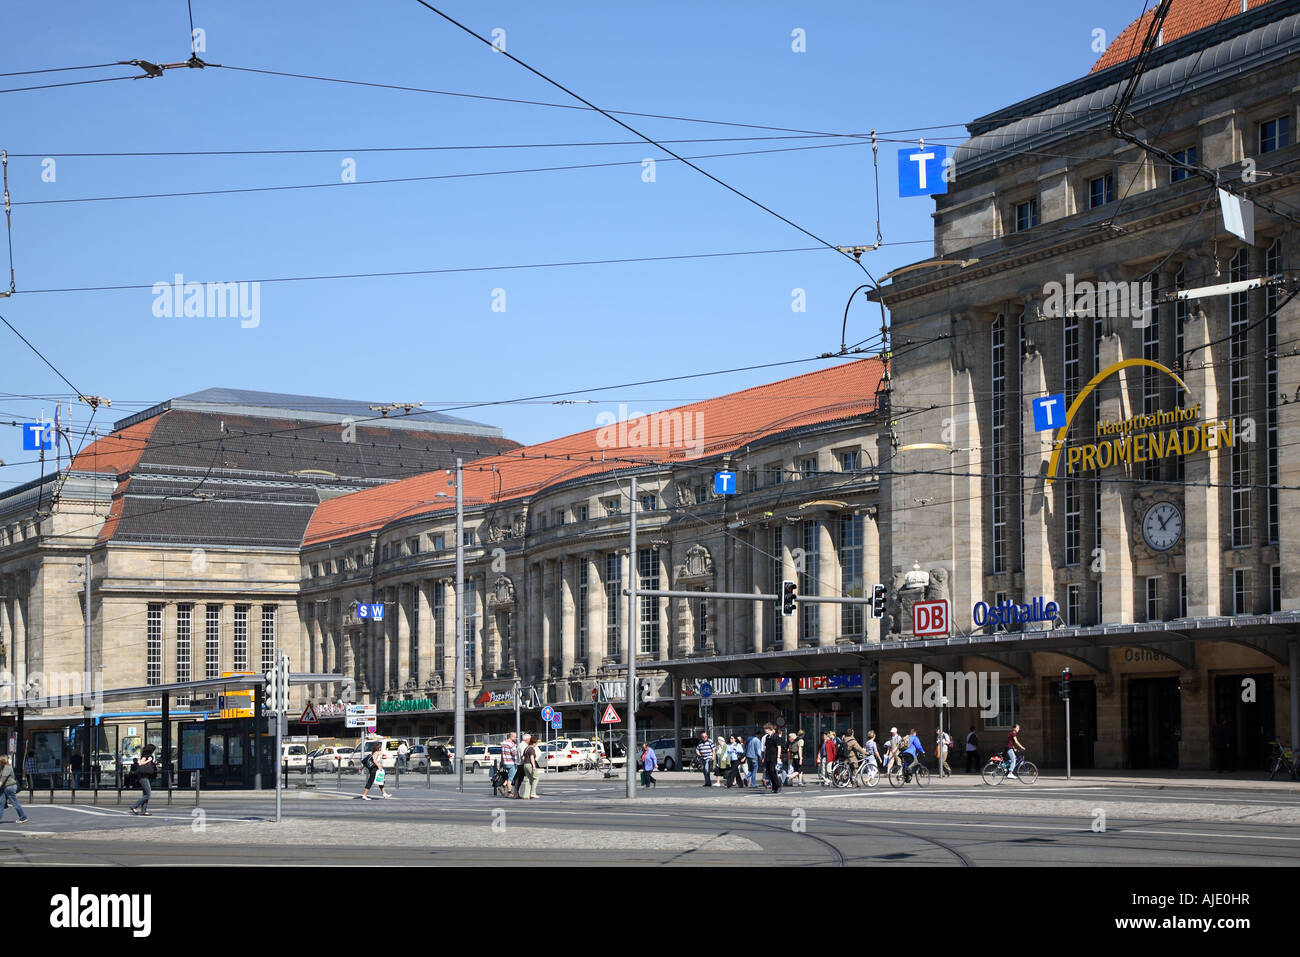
[22,421,55,451]
[713,470,736,496]
[1032,394,1067,432]
[898,145,948,197]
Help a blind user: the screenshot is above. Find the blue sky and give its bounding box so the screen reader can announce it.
[1,0,1149,488]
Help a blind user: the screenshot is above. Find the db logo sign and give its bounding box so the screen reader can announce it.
[912,599,949,637]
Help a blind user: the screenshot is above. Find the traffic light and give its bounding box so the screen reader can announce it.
[871,583,886,619]
[264,663,280,711]
[781,579,797,616]
[1058,668,1071,699]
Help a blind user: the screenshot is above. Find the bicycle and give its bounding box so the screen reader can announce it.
[852,760,881,788]
[576,755,613,775]
[888,754,929,788]
[829,760,853,788]
[981,750,1038,785]
[1267,741,1297,781]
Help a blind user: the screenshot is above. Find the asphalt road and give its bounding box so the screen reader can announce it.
[3,772,1298,866]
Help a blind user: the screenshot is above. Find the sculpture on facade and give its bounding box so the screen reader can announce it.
[488,575,516,607]
[888,563,950,637]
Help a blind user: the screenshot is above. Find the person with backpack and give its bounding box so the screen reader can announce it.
[128,744,158,816]
[842,729,867,783]
[935,728,953,778]
[965,727,980,774]
[819,731,837,786]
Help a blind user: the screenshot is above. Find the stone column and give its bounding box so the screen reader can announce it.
[863,509,882,643]
[417,581,432,687]
[1097,330,1135,623]
[751,531,766,654]
[484,595,501,680]
[473,573,486,686]
[780,526,796,650]
[658,546,671,662]
[14,584,27,694]
[526,565,541,681]
[585,552,602,676]
[560,558,576,678]
[618,549,631,664]
[440,578,456,684]
[817,516,837,645]
[1280,285,1300,608]
[1021,349,1057,613]
[1184,299,1222,616]
[540,560,554,686]
[397,583,412,691]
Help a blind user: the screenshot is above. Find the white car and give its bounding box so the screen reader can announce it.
[461,744,502,772]
[281,744,309,773]
[547,739,583,771]
[309,745,356,773]
[355,738,409,770]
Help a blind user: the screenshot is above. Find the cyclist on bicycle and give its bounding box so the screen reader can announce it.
[1006,724,1024,779]
[842,729,866,782]
[902,729,925,781]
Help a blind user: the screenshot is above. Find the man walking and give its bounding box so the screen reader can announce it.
[935,728,952,777]
[965,727,980,773]
[696,732,716,787]
[763,724,782,794]
[500,732,519,796]
[745,729,763,789]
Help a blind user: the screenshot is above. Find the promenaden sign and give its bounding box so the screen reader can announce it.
[1045,359,1238,482]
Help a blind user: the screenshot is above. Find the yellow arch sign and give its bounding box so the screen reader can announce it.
[1045,358,1191,483]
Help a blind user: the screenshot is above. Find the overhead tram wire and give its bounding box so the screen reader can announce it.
[12,139,873,207]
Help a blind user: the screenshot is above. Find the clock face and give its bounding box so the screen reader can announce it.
[1142,502,1183,551]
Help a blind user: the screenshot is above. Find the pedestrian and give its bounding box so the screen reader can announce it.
[763,724,782,793]
[397,740,410,772]
[935,728,952,777]
[22,750,36,791]
[724,738,745,788]
[69,752,84,789]
[884,727,903,776]
[360,743,391,800]
[965,727,980,774]
[745,730,763,788]
[500,731,519,796]
[519,735,541,799]
[641,741,657,788]
[863,730,880,782]
[820,730,837,786]
[795,730,808,785]
[842,729,866,784]
[0,755,29,825]
[787,732,805,786]
[128,744,158,816]
[1212,717,1231,773]
[696,732,715,787]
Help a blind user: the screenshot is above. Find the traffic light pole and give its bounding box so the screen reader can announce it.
[626,475,638,801]
[1062,667,1071,781]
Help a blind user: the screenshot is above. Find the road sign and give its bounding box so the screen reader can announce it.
[713,471,736,495]
[551,710,563,729]
[898,144,949,197]
[357,602,384,621]
[1032,394,1067,432]
[600,704,620,724]
[540,705,554,723]
[21,421,55,451]
[775,715,786,729]
[299,703,319,725]
[913,599,950,637]
[700,681,713,699]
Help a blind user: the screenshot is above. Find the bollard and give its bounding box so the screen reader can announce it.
[116,771,122,806]
[167,769,173,806]
[426,756,431,789]
[336,762,342,790]
[195,768,201,807]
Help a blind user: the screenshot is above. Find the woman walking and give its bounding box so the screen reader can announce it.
[129,744,157,816]
[640,742,657,788]
[0,756,29,825]
[518,736,541,799]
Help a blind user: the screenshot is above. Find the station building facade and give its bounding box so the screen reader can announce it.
[871,0,1300,769]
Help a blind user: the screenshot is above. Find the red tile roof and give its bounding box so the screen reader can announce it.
[303,358,886,546]
[70,418,161,475]
[1091,0,1275,73]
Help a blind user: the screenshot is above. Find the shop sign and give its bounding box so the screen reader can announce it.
[378,698,432,713]
[973,595,1058,627]
[473,689,514,709]
[680,677,739,696]
[777,674,863,691]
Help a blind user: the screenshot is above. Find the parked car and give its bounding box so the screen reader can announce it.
[597,740,628,767]
[546,739,583,771]
[309,745,356,773]
[281,743,309,773]
[354,737,409,769]
[461,743,502,772]
[646,738,680,771]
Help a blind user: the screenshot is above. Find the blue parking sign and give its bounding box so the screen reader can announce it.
[898,145,948,197]
[369,603,384,620]
[713,471,736,496]
[1032,394,1067,432]
[357,604,370,619]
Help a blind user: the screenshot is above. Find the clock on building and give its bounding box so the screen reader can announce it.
[1141,501,1183,552]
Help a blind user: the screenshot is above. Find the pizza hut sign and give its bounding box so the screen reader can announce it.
[474,689,515,709]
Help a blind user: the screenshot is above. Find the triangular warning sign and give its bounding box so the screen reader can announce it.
[600,704,620,724]
[299,703,319,724]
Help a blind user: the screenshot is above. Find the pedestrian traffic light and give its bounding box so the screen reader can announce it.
[1058,668,1071,699]
[781,579,797,616]
[871,583,886,619]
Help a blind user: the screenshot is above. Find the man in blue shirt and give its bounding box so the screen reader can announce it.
[745,730,763,788]
[903,729,925,781]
